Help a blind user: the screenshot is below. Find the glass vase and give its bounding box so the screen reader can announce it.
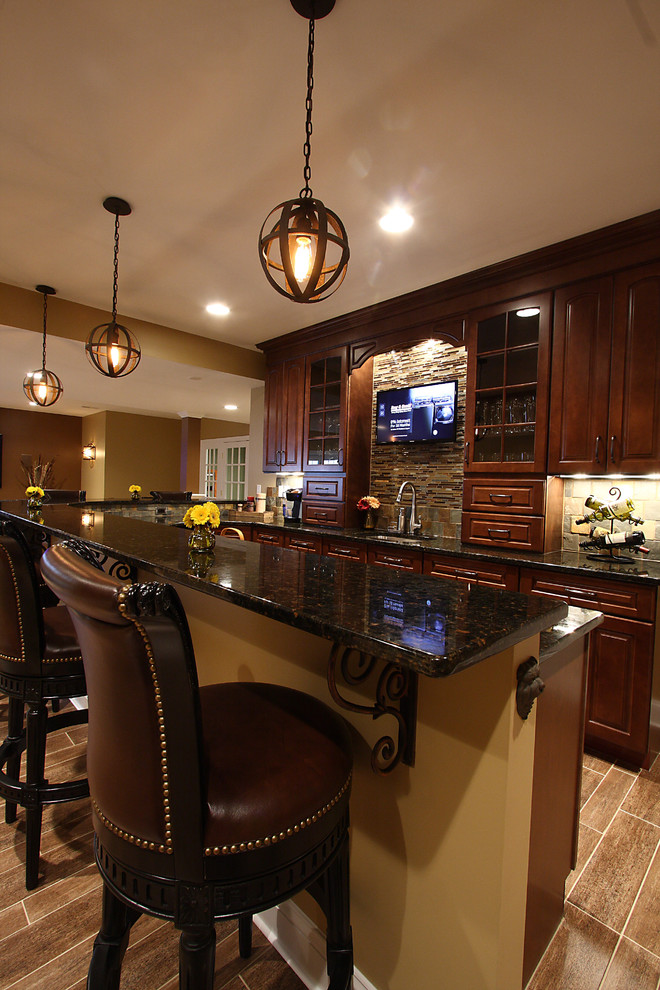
[130,492,140,502]
[27,496,42,511]
[188,524,216,553]
[362,508,377,530]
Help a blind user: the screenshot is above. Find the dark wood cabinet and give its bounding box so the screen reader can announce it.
[548,262,660,474]
[263,356,305,472]
[302,349,372,528]
[367,545,423,573]
[284,530,323,554]
[252,527,285,547]
[321,537,367,563]
[423,552,519,591]
[461,475,563,553]
[519,567,656,767]
[464,294,551,474]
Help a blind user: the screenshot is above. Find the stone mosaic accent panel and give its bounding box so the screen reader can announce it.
[369,341,467,539]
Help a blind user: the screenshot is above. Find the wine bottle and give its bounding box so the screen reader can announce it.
[579,529,649,554]
[577,496,644,526]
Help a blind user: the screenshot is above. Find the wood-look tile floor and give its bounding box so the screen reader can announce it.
[3,695,659,990]
[526,749,660,990]
[0,699,306,990]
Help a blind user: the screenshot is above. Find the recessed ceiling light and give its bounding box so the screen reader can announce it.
[206,301,230,317]
[379,208,414,233]
[224,404,238,411]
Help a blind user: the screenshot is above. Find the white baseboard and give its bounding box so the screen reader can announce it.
[254,900,378,990]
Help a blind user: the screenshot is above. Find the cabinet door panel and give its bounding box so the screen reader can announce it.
[585,617,654,765]
[609,263,660,473]
[263,364,283,472]
[322,538,367,563]
[281,357,305,471]
[461,512,545,552]
[367,547,423,572]
[548,278,613,474]
[465,293,551,473]
[423,554,519,590]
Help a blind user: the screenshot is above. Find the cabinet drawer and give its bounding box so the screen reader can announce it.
[519,568,656,621]
[322,538,367,563]
[462,478,546,515]
[303,477,344,501]
[423,554,519,591]
[302,502,345,528]
[284,531,323,554]
[367,547,423,572]
[253,528,285,547]
[462,512,545,552]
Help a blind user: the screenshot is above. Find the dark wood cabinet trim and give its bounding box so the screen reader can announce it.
[258,210,660,363]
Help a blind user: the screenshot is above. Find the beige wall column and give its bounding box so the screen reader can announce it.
[179,417,201,492]
[166,580,539,990]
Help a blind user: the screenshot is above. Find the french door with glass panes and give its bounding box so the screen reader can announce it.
[200,438,248,500]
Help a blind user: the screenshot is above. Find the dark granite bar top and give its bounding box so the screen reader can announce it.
[0,501,570,679]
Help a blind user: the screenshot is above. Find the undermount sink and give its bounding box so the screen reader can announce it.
[372,532,437,542]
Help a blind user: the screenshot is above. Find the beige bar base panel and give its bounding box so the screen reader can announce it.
[171,577,541,990]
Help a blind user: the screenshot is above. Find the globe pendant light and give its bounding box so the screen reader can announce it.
[86,197,141,377]
[23,285,64,407]
[259,0,349,303]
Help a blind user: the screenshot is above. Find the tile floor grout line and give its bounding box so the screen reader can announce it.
[22,863,101,927]
[0,927,99,990]
[0,868,100,944]
[619,836,660,942]
[618,807,660,830]
[596,838,660,990]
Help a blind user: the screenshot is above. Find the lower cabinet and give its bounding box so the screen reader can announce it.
[252,527,285,547]
[367,546,423,573]
[322,537,367,564]
[423,552,519,591]
[519,568,657,767]
[284,531,323,554]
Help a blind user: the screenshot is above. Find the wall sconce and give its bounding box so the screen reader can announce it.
[82,443,96,461]
[81,511,95,528]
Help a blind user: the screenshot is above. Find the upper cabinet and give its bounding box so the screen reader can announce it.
[262,356,305,473]
[302,347,348,474]
[464,294,552,474]
[548,262,660,475]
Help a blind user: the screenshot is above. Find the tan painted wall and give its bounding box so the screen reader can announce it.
[165,580,538,990]
[102,411,181,498]
[0,406,82,498]
[200,419,249,440]
[0,281,265,381]
[81,411,106,500]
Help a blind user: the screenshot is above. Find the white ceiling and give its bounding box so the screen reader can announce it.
[1,0,659,417]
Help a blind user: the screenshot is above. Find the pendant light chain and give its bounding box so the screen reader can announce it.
[41,290,48,370]
[112,212,121,321]
[300,17,315,199]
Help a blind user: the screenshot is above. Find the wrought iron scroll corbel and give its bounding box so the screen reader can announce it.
[516,657,545,720]
[327,643,418,774]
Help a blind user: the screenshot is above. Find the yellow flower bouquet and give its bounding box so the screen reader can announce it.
[25,485,45,510]
[129,484,141,501]
[182,501,220,553]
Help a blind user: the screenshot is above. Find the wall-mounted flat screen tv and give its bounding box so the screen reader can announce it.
[375,379,458,444]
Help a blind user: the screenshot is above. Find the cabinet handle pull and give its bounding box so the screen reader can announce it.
[610,435,616,462]
[315,487,330,493]
[487,528,511,541]
[458,570,478,580]
[338,447,344,466]
[594,435,602,464]
[383,557,404,565]
[465,441,470,464]
[489,493,512,503]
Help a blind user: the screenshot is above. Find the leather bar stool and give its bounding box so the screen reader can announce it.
[219,527,245,540]
[41,541,353,990]
[0,524,89,888]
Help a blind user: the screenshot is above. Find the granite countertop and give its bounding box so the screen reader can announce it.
[239,518,660,586]
[0,501,573,679]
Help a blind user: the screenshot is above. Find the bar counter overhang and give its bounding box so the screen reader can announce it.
[0,501,601,990]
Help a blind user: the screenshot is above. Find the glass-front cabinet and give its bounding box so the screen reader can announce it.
[303,347,348,473]
[464,294,551,473]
